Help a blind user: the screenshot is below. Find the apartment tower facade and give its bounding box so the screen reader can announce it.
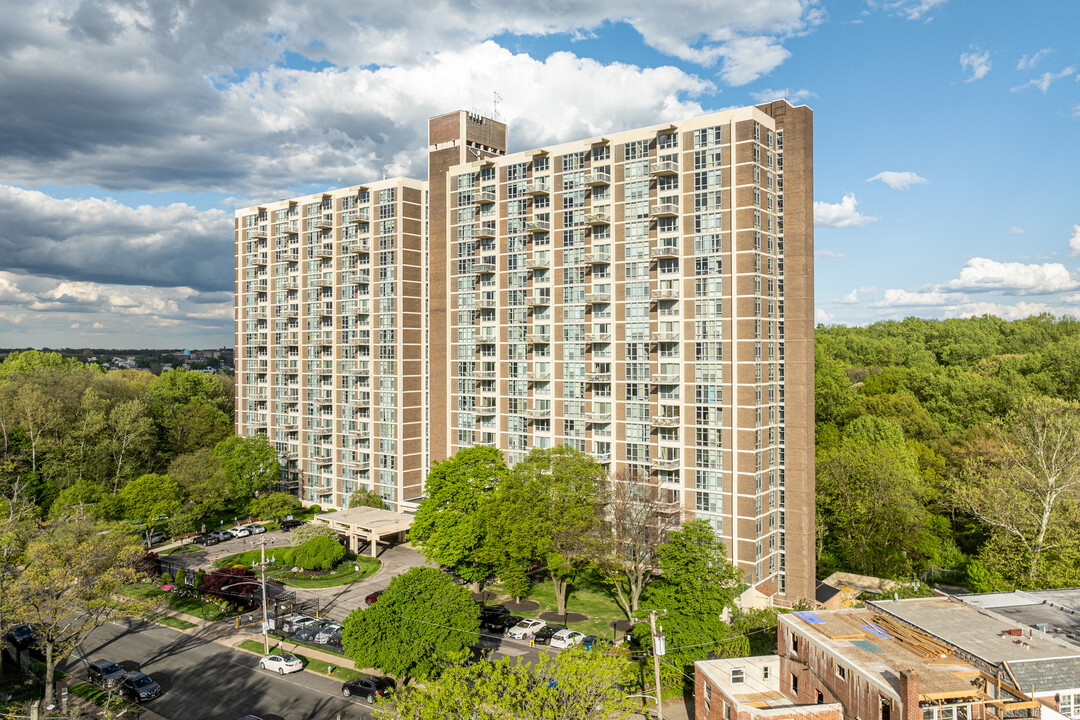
[234,101,814,603]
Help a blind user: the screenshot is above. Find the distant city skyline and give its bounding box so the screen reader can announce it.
[1,1,1077,347]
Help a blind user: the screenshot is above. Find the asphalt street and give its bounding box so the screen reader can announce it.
[63,617,373,720]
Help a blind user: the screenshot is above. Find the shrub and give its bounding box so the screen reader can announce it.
[161,572,173,584]
[293,536,346,571]
[174,567,186,587]
[291,523,339,545]
[195,568,207,589]
[309,505,322,514]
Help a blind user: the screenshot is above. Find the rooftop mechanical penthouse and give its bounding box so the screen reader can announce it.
[234,100,815,604]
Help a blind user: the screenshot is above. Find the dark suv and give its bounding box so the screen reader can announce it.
[341,674,394,703]
[280,519,305,531]
[120,671,162,702]
[87,660,126,689]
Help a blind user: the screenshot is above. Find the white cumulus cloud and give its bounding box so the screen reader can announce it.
[872,289,959,307]
[1009,226,1026,235]
[1069,225,1080,257]
[1011,66,1076,93]
[868,0,947,20]
[960,49,992,82]
[814,194,878,228]
[1017,48,1052,70]
[867,171,928,190]
[942,258,1079,295]
[816,249,846,260]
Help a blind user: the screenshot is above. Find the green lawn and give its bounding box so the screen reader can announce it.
[121,583,226,621]
[488,568,628,639]
[214,548,380,587]
[160,544,202,555]
[237,640,365,681]
[69,682,139,716]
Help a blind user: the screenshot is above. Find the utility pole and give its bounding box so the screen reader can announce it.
[259,536,270,655]
[631,609,667,720]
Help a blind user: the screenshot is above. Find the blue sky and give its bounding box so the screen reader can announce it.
[0,0,1077,348]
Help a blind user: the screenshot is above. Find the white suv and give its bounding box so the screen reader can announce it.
[507,618,546,640]
[549,629,586,649]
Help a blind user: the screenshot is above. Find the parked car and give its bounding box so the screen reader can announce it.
[550,629,586,649]
[582,635,613,651]
[341,674,395,703]
[483,614,522,634]
[282,615,317,633]
[323,632,344,651]
[279,519,305,531]
[246,524,267,535]
[87,659,126,688]
[210,529,233,542]
[142,531,169,547]
[507,618,546,640]
[533,625,564,645]
[259,652,303,675]
[365,591,383,607]
[315,624,343,644]
[120,671,162,702]
[228,526,252,538]
[7,624,37,649]
[294,620,332,642]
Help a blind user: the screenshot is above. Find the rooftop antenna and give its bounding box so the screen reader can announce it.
[492,91,503,121]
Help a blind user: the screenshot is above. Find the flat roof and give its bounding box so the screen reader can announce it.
[312,507,413,535]
[871,597,1080,664]
[780,607,981,701]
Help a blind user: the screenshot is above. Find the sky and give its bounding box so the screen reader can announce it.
[1,0,1078,349]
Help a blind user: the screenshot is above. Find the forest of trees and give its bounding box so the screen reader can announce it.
[816,314,1080,591]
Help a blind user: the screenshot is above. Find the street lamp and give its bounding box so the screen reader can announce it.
[221,536,273,655]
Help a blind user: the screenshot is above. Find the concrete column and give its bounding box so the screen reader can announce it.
[369,533,378,558]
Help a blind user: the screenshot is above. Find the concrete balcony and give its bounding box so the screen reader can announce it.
[651,373,680,384]
[527,333,551,343]
[279,308,298,318]
[476,406,497,416]
[474,370,496,380]
[650,245,680,259]
[524,221,551,233]
[583,171,611,186]
[650,160,678,176]
[584,252,612,265]
[651,288,680,301]
[585,212,611,226]
[584,333,611,343]
[277,250,299,262]
[651,457,680,470]
[476,190,497,204]
[312,247,333,258]
[249,253,268,266]
[651,203,679,217]
[524,297,549,307]
[475,297,496,309]
[344,240,370,253]
[525,371,551,381]
[310,274,334,287]
[279,280,298,290]
[590,452,612,464]
[474,223,497,239]
[652,331,679,343]
[523,407,551,419]
[586,372,612,383]
[248,228,268,239]
[525,257,550,270]
[586,412,612,423]
[651,416,680,427]
[473,262,496,274]
[524,182,550,196]
[585,293,611,304]
[312,216,333,229]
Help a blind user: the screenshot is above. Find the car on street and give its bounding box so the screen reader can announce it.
[550,629,586,649]
[246,524,267,534]
[341,674,395,703]
[582,635,613,651]
[507,618,546,640]
[210,529,233,542]
[315,624,343,644]
[7,624,37,649]
[120,671,162,702]
[294,620,332,642]
[87,659,126,689]
[282,615,318,633]
[364,591,383,607]
[228,526,252,538]
[533,625,564,645]
[483,614,522,635]
[142,531,169,547]
[259,652,303,675]
[279,519,305,531]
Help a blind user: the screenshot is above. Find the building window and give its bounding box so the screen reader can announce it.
[1060,694,1080,718]
[763,666,771,680]
[791,673,798,694]
[837,665,847,680]
[704,683,712,711]
[730,668,744,684]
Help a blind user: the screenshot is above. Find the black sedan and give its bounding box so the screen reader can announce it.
[533,625,566,645]
[341,674,395,703]
[7,624,36,649]
[192,534,221,546]
[483,614,522,635]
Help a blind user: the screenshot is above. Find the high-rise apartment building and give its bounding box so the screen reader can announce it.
[235,100,815,603]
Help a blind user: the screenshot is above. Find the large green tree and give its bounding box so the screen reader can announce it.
[408,447,507,585]
[249,492,300,523]
[382,648,638,720]
[341,567,479,681]
[118,473,183,544]
[213,434,281,500]
[9,520,150,708]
